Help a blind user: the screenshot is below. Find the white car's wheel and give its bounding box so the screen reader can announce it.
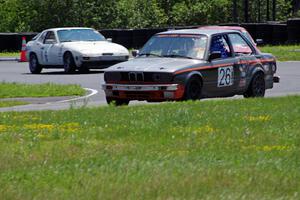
[63,52,76,73]
[29,53,42,74]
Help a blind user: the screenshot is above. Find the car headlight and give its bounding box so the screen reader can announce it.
[152,73,173,82]
[271,64,277,73]
[263,64,270,71]
[80,49,92,55]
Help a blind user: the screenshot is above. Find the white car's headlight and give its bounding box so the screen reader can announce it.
[80,49,91,55]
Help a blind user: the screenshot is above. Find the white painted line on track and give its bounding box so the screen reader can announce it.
[278,61,300,63]
[46,88,98,104]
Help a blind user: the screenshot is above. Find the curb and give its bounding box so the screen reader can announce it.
[0,88,99,112]
[0,57,19,62]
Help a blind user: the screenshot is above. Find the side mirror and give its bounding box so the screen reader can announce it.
[132,50,139,57]
[208,51,222,61]
[256,39,263,45]
[107,38,112,42]
[44,39,56,44]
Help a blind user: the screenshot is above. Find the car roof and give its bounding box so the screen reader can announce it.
[42,27,94,32]
[157,28,240,36]
[198,26,247,32]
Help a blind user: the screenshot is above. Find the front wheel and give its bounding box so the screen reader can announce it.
[184,76,202,100]
[63,52,76,73]
[106,97,129,106]
[244,73,265,98]
[29,53,42,74]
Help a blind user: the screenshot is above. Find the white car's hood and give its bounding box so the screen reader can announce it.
[61,41,129,55]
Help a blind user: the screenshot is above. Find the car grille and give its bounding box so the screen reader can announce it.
[104,72,173,83]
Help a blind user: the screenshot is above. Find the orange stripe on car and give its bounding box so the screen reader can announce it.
[174,58,274,75]
[174,63,234,75]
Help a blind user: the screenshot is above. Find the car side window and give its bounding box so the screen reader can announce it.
[228,33,253,55]
[44,31,57,44]
[210,35,231,59]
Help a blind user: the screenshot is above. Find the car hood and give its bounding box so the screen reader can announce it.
[61,41,129,55]
[105,57,206,73]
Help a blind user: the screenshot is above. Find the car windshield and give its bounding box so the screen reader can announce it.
[139,34,208,60]
[32,33,40,40]
[242,32,255,44]
[57,29,106,42]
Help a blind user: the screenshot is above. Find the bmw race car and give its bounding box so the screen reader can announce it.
[26,27,129,73]
[102,29,280,105]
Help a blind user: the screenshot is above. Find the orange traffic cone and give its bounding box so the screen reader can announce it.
[19,36,27,62]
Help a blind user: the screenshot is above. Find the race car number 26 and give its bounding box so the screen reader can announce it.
[218,66,234,87]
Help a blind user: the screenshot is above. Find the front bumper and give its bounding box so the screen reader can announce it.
[78,55,128,68]
[102,83,185,101]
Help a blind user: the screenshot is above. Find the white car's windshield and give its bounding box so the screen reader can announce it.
[139,34,208,60]
[57,29,106,42]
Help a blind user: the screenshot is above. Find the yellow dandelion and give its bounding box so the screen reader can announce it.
[0,125,8,132]
[24,124,55,131]
[245,115,271,122]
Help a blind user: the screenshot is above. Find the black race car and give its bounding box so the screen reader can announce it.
[102,29,280,105]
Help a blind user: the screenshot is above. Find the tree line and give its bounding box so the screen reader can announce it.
[0,0,299,32]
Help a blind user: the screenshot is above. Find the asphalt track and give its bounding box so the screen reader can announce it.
[0,61,299,112]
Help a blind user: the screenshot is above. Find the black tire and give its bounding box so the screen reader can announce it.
[63,52,76,73]
[29,53,42,74]
[244,72,265,98]
[184,76,202,100]
[106,97,129,106]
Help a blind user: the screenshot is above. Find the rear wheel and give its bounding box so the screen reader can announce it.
[29,53,42,74]
[106,97,129,106]
[184,76,202,100]
[63,52,76,73]
[244,72,265,98]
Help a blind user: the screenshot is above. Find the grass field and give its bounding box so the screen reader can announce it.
[0,96,299,199]
[0,52,19,57]
[0,82,85,98]
[0,101,28,108]
[259,45,300,61]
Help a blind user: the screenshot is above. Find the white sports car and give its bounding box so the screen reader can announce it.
[26,27,129,73]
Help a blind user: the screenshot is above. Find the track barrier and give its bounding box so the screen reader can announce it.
[1,20,300,52]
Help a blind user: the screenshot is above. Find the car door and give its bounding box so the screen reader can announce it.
[42,31,60,65]
[204,34,240,97]
[34,31,47,65]
[227,33,256,93]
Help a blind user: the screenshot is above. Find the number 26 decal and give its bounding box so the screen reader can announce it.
[218,66,234,87]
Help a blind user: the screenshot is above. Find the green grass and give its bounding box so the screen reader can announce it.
[260,45,300,61]
[0,51,19,57]
[0,96,299,199]
[0,82,85,98]
[0,101,28,108]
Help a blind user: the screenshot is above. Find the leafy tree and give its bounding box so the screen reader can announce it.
[114,0,168,28]
[0,0,298,32]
